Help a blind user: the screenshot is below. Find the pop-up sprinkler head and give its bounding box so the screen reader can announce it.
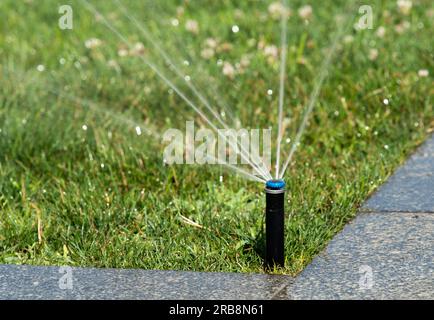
[264,179,285,270]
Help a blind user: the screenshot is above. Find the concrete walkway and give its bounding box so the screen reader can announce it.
[284,135,434,299]
[1,135,433,300]
[0,265,292,300]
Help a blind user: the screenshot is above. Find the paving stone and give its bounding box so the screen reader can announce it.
[286,212,434,299]
[363,135,434,213]
[0,265,292,300]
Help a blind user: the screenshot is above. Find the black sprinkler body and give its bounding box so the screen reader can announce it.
[265,179,285,270]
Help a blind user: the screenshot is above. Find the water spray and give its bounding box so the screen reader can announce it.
[264,179,285,270]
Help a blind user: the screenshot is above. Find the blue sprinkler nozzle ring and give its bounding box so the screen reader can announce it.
[265,179,286,190]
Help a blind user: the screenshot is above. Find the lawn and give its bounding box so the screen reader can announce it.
[0,0,432,275]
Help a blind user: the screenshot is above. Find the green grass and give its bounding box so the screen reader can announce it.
[0,0,432,275]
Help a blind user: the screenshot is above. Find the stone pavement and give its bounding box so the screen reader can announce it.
[0,265,291,300]
[0,135,433,300]
[362,135,434,213]
[284,134,434,299]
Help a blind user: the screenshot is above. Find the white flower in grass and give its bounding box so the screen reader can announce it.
[36,64,45,72]
[376,26,386,38]
[84,38,102,49]
[268,2,291,20]
[298,5,313,20]
[232,25,240,33]
[107,60,120,71]
[395,21,410,34]
[369,48,379,61]
[418,69,429,77]
[130,42,145,56]
[397,0,412,15]
[201,48,214,59]
[222,62,236,79]
[233,55,251,75]
[205,38,218,49]
[263,45,278,59]
[118,48,128,57]
[185,19,199,34]
[240,55,251,68]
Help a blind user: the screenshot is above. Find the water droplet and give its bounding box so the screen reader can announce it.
[36,64,45,72]
[171,18,179,26]
[383,98,389,105]
[135,126,142,136]
[267,89,273,95]
[82,125,88,131]
[232,25,239,33]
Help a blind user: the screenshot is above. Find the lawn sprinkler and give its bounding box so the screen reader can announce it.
[264,179,285,270]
